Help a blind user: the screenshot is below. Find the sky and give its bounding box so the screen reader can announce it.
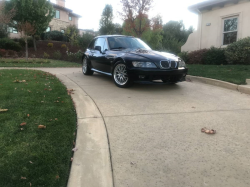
[51,0,207,31]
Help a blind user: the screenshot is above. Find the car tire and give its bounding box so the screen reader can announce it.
[113,61,133,88]
[82,56,93,75]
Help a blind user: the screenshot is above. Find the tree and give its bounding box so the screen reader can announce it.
[6,0,54,51]
[17,21,36,60]
[114,23,123,35]
[0,1,16,38]
[99,4,115,35]
[119,0,153,38]
[65,25,80,46]
[162,20,194,54]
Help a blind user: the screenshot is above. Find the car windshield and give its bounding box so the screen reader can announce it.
[107,37,151,50]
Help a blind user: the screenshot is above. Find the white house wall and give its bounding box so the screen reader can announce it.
[182,0,250,52]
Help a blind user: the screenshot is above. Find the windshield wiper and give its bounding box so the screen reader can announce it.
[110,47,127,51]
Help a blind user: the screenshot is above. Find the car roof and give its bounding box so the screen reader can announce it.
[95,35,135,39]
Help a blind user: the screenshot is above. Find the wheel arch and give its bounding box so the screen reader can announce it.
[111,57,126,74]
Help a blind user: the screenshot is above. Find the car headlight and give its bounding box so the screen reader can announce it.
[178,60,186,68]
[132,61,157,68]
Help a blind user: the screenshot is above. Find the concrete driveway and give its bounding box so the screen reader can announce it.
[27,68,250,186]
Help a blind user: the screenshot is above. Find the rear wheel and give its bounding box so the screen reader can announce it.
[113,61,133,88]
[82,57,93,75]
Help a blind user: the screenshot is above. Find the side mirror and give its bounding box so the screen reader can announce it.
[94,46,102,53]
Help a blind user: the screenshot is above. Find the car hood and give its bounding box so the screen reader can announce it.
[127,49,180,62]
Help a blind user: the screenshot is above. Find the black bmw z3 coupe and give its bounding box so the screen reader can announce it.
[82,35,188,88]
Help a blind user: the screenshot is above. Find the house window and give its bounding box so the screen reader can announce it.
[55,10,60,19]
[69,16,72,21]
[61,29,65,33]
[8,27,18,34]
[223,17,238,45]
[46,27,51,32]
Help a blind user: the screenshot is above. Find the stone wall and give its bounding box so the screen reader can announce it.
[49,18,70,31]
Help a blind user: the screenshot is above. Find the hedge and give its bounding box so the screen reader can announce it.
[0,38,22,52]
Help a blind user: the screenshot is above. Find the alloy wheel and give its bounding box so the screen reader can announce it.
[113,64,129,85]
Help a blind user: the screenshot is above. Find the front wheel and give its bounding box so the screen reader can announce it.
[82,57,93,75]
[113,62,133,88]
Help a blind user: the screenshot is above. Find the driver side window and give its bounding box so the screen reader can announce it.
[94,38,106,52]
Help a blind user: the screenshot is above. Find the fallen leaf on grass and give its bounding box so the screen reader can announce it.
[27,114,30,117]
[41,101,44,103]
[21,177,27,180]
[56,175,60,179]
[71,157,73,161]
[55,118,58,121]
[20,122,27,126]
[30,182,32,186]
[72,148,78,152]
[29,161,33,164]
[54,100,60,103]
[0,109,8,112]
[67,89,74,95]
[49,89,52,91]
[38,125,46,129]
[20,128,24,131]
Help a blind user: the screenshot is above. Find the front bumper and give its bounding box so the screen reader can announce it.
[128,67,188,82]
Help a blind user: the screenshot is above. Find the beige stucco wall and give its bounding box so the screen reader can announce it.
[182,0,250,52]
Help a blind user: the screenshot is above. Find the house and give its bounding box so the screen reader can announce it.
[7,0,81,38]
[182,0,250,52]
[79,29,96,36]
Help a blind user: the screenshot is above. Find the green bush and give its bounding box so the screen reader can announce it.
[17,38,34,48]
[78,33,94,50]
[43,52,50,59]
[0,38,22,51]
[47,43,53,48]
[44,31,67,41]
[203,47,227,65]
[225,37,250,64]
[178,51,189,63]
[53,50,62,60]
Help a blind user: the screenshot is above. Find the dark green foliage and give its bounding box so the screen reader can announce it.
[187,49,208,64]
[99,4,115,35]
[53,50,62,60]
[77,33,95,50]
[178,51,189,63]
[162,21,194,54]
[0,24,9,38]
[65,25,79,46]
[13,38,34,48]
[44,31,67,41]
[203,47,227,65]
[225,37,250,65]
[0,38,22,51]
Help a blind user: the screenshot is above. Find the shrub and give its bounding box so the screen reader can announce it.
[0,49,6,57]
[65,25,79,46]
[178,51,189,63]
[43,52,50,59]
[0,38,22,52]
[53,50,62,59]
[187,49,208,64]
[61,44,67,48]
[66,50,82,62]
[203,47,227,65]
[18,38,34,48]
[78,33,94,50]
[47,43,53,48]
[44,31,67,41]
[225,37,250,64]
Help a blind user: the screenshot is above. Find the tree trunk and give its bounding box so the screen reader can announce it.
[25,38,28,61]
[32,35,37,51]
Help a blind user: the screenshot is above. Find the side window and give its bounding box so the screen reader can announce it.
[103,39,109,51]
[94,38,106,52]
[223,17,238,45]
[88,39,96,50]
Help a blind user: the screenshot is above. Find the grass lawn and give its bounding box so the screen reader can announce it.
[0,69,76,187]
[187,64,250,85]
[0,58,81,67]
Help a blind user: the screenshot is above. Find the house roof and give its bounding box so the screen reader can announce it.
[51,3,82,18]
[189,0,240,13]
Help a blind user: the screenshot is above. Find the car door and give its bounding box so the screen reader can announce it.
[87,38,96,69]
[91,37,107,72]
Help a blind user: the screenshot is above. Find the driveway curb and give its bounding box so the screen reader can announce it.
[54,73,113,187]
[186,75,250,95]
